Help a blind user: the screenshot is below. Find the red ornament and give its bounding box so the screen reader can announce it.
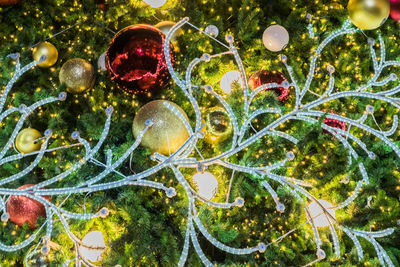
[0,0,21,5]
[96,0,108,11]
[390,0,400,21]
[248,70,290,102]
[106,24,175,94]
[322,111,346,136]
[6,184,50,229]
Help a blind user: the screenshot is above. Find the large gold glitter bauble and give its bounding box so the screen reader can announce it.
[132,100,189,155]
[32,42,58,68]
[15,128,42,154]
[204,107,233,144]
[59,58,95,94]
[348,0,390,30]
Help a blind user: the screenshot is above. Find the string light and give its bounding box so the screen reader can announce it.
[308,200,335,228]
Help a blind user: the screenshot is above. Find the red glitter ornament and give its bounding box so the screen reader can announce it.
[6,184,50,229]
[322,112,346,136]
[248,70,290,102]
[390,0,400,21]
[106,24,175,94]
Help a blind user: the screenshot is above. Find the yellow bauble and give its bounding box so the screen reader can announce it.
[155,21,182,52]
[59,58,95,94]
[348,0,389,30]
[132,100,189,155]
[32,42,58,68]
[15,128,42,154]
[204,107,233,144]
[155,21,183,41]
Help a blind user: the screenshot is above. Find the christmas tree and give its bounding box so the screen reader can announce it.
[0,0,399,266]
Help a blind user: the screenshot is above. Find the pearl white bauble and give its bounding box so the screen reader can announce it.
[143,0,167,8]
[193,172,218,200]
[205,25,219,37]
[262,24,289,52]
[220,70,244,94]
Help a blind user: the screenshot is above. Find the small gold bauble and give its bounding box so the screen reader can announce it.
[204,107,233,144]
[15,128,42,154]
[348,0,390,30]
[32,42,58,68]
[155,21,183,41]
[59,58,95,94]
[155,21,182,52]
[132,100,189,155]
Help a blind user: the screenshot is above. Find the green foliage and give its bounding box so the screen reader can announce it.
[0,0,399,266]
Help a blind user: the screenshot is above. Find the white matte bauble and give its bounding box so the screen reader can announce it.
[79,231,106,263]
[308,200,335,228]
[220,70,244,94]
[143,0,167,8]
[262,24,289,52]
[205,25,219,37]
[97,52,107,72]
[193,172,218,200]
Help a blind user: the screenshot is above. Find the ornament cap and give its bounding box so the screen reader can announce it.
[166,187,177,198]
[106,106,114,115]
[145,119,154,127]
[99,207,109,218]
[1,213,9,222]
[44,129,52,137]
[235,197,244,207]
[225,34,234,43]
[258,242,266,252]
[58,92,67,101]
[276,202,285,213]
[286,151,295,160]
[41,245,49,255]
[18,104,27,113]
[201,53,211,62]
[71,131,80,140]
[317,249,326,259]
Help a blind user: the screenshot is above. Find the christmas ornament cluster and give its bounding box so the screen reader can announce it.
[0,0,399,266]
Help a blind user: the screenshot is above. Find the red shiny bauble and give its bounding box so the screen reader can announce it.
[390,0,400,21]
[6,184,50,229]
[248,70,290,102]
[323,112,346,136]
[106,24,175,94]
[0,0,21,5]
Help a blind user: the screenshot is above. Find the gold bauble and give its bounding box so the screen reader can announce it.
[348,0,390,30]
[132,100,189,155]
[204,107,233,144]
[15,128,42,154]
[32,42,58,68]
[59,58,95,94]
[155,21,182,52]
[155,21,183,41]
